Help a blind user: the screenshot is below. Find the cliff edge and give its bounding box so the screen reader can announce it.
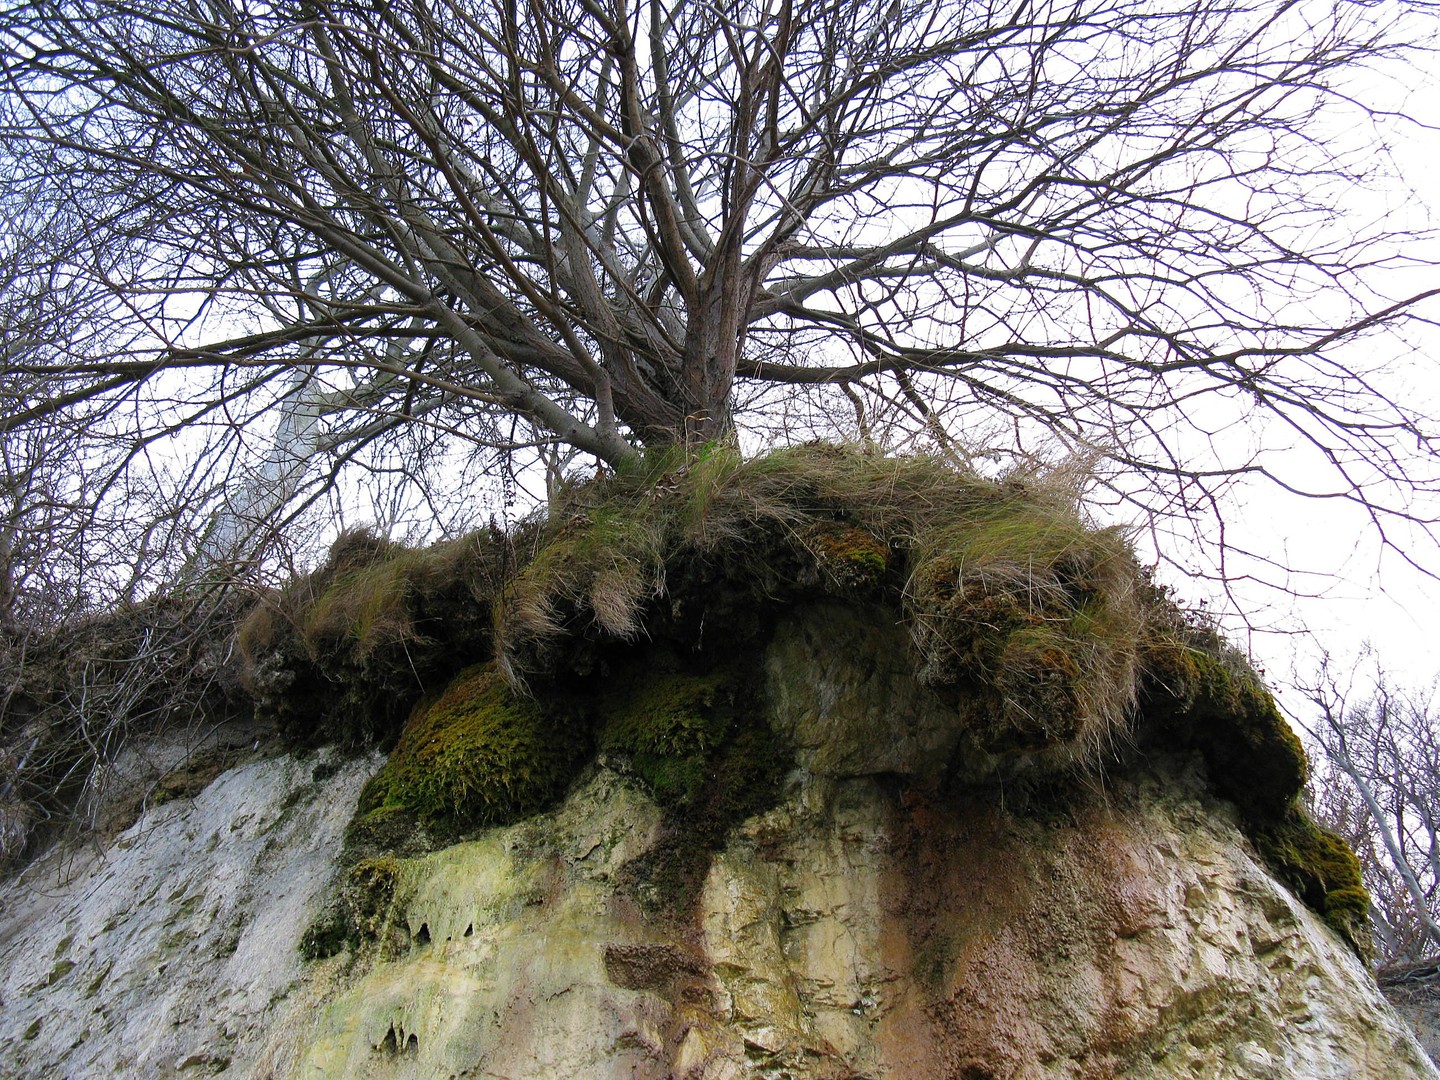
[0,447,1430,1077]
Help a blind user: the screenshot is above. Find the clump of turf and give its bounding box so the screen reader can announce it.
[904,492,1141,761]
[237,527,509,746]
[497,444,1151,768]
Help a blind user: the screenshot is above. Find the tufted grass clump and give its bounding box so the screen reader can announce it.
[904,497,1142,762]
[236,527,509,746]
[501,495,668,672]
[498,443,1151,768]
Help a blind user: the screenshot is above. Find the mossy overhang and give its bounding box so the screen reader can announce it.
[249,443,1370,961]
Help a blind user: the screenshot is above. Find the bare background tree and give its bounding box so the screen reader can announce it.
[1302,660,1440,967]
[1,0,1438,606]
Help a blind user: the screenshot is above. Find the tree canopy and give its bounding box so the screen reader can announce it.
[1,0,1438,607]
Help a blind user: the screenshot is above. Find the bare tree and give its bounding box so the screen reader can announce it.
[1301,660,1440,966]
[1,0,1438,594]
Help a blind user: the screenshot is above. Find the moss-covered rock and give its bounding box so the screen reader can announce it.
[597,669,738,807]
[801,521,891,594]
[341,801,436,864]
[299,854,413,960]
[357,663,584,834]
[596,663,789,828]
[1254,808,1372,963]
[591,662,791,914]
[1141,636,1307,819]
[297,905,351,962]
[1138,632,1366,957]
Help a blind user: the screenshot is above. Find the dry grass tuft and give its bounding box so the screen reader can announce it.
[496,443,1154,763]
[236,526,509,746]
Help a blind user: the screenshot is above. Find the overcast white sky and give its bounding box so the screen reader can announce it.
[1194,61,1440,717]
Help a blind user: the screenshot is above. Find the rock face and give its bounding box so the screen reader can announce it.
[2,747,1431,1079]
[3,568,1437,1080]
[2,601,1435,1080]
[292,766,1440,1079]
[0,747,379,1078]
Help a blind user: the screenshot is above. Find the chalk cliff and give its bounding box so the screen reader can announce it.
[0,604,1432,1078]
[1,449,1431,1077]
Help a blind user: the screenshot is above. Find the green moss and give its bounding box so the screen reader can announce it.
[298,908,352,961]
[1254,809,1372,963]
[803,522,890,593]
[343,801,435,863]
[343,857,405,940]
[362,663,583,833]
[299,855,411,960]
[1146,640,1307,819]
[598,669,737,807]
[1140,632,1368,957]
[696,719,790,831]
[42,958,75,988]
[1192,650,1307,817]
[599,662,791,915]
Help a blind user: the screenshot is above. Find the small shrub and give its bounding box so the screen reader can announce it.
[0,588,249,868]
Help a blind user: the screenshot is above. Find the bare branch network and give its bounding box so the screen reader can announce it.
[1,0,1438,601]
[1301,659,1440,966]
